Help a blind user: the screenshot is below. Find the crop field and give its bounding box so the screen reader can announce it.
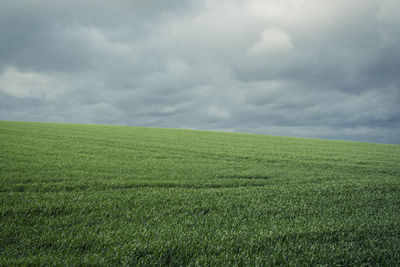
[1,120,400,265]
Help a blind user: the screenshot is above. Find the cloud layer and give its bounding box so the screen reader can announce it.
[1,0,399,144]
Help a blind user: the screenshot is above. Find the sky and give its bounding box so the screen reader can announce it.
[1,0,399,144]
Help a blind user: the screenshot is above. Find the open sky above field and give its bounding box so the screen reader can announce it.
[0,0,399,144]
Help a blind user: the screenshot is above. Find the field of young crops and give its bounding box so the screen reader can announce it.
[1,120,399,265]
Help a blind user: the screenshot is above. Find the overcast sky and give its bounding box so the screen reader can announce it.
[1,0,399,144]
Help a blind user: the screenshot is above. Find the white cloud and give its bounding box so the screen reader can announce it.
[378,0,400,26]
[207,106,230,120]
[0,67,69,100]
[247,28,294,56]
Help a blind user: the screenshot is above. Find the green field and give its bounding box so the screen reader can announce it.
[1,120,400,265]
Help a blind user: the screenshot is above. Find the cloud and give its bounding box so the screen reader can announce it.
[0,0,399,144]
[0,67,69,100]
[247,28,294,56]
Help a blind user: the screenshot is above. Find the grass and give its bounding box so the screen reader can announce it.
[1,120,399,265]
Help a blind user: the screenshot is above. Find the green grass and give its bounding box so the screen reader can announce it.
[1,120,400,265]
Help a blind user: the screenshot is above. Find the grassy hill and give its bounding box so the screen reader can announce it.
[1,120,399,265]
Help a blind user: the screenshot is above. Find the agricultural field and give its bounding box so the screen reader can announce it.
[1,120,399,265]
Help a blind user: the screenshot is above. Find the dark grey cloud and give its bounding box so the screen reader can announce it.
[1,0,399,144]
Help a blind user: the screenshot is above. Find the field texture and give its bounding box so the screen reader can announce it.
[1,120,400,265]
